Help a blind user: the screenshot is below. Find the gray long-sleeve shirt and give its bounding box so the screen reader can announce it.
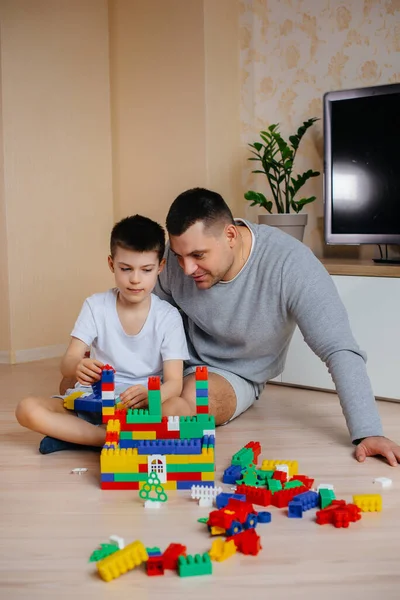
[155,219,383,442]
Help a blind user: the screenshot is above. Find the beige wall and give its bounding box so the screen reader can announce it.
[240,0,400,258]
[0,0,113,360]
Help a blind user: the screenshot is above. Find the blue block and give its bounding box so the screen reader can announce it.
[92,380,102,399]
[215,493,246,509]
[258,511,272,523]
[118,439,204,454]
[288,502,303,518]
[102,399,115,407]
[202,435,215,449]
[147,549,162,557]
[290,490,319,512]
[222,465,243,484]
[195,388,208,398]
[101,370,115,383]
[74,397,102,412]
[176,480,214,490]
[101,473,115,482]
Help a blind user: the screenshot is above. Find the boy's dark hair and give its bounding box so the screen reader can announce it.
[166,188,235,236]
[110,215,165,261]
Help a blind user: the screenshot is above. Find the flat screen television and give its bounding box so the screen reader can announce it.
[323,82,400,263]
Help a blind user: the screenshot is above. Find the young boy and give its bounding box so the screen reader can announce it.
[15,215,190,454]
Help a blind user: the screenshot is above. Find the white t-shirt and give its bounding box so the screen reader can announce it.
[71,289,190,387]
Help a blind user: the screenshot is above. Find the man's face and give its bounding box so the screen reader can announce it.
[169,221,235,289]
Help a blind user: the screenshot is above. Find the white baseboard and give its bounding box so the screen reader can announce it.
[2,344,67,364]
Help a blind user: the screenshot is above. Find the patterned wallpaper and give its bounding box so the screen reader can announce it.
[240,0,400,257]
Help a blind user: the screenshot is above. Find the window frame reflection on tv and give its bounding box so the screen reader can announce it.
[324,82,400,245]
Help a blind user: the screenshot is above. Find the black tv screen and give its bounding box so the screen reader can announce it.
[324,83,400,245]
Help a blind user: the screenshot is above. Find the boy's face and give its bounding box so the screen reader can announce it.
[108,247,165,304]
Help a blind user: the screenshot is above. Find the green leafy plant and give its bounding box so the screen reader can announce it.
[244,118,320,214]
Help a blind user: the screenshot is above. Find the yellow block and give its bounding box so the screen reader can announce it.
[210,526,225,536]
[188,448,215,464]
[97,540,148,582]
[100,448,140,473]
[132,430,156,440]
[102,407,115,416]
[63,391,85,411]
[201,471,215,481]
[209,538,236,562]
[353,494,382,512]
[106,419,120,433]
[139,480,177,491]
[261,459,298,478]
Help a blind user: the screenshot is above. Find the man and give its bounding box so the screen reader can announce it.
[155,187,400,466]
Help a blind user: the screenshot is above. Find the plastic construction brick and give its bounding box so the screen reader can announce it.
[227,529,262,556]
[215,493,246,509]
[236,484,272,507]
[256,469,274,482]
[101,481,140,490]
[148,376,161,390]
[196,405,209,414]
[89,543,119,562]
[74,397,103,413]
[290,490,319,512]
[177,480,214,490]
[195,366,208,381]
[316,501,361,528]
[271,486,308,508]
[284,479,305,490]
[92,380,102,399]
[178,553,212,577]
[196,388,209,398]
[261,460,298,478]
[96,540,148,582]
[272,470,287,483]
[202,435,215,448]
[257,511,272,524]
[232,447,254,468]
[267,479,283,494]
[244,441,261,464]
[179,416,215,439]
[195,380,209,390]
[146,556,164,576]
[162,543,187,570]
[209,538,237,562]
[290,475,314,489]
[118,438,203,454]
[288,501,304,518]
[126,409,162,424]
[101,365,115,383]
[319,488,336,509]
[223,465,243,484]
[353,494,382,512]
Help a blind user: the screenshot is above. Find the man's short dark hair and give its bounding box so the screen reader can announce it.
[166,188,235,236]
[110,215,165,261]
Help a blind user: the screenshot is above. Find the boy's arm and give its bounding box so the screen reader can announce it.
[61,337,103,385]
[160,359,184,402]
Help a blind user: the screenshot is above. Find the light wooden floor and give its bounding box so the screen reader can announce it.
[1,358,400,600]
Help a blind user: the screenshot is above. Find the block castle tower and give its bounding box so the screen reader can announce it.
[99,366,215,491]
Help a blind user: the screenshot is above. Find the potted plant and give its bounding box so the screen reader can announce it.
[244,118,320,241]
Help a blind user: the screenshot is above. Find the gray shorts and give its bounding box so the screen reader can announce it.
[184,365,264,422]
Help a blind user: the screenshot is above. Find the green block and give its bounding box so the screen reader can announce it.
[267,479,282,493]
[196,397,209,407]
[126,409,162,424]
[178,553,212,578]
[319,488,336,509]
[195,414,215,426]
[256,469,274,481]
[232,447,253,468]
[114,473,148,482]
[284,479,304,489]
[195,381,209,390]
[89,543,119,562]
[179,416,215,439]
[167,463,214,473]
[146,546,161,555]
[148,390,161,416]
[119,431,132,440]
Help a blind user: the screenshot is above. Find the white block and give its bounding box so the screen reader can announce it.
[190,484,222,500]
[144,501,161,509]
[167,416,180,431]
[275,464,289,474]
[317,484,334,492]
[109,535,125,549]
[70,468,88,474]
[203,429,216,437]
[373,477,392,488]
[101,391,115,400]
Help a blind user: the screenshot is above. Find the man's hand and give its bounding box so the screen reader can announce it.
[355,436,400,467]
[119,385,148,409]
[76,358,103,386]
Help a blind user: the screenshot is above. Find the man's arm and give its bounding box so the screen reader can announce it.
[282,246,399,465]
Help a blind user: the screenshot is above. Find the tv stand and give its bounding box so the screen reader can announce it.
[373,258,400,265]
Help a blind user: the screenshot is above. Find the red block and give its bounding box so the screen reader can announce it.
[102,415,115,424]
[105,431,119,444]
[162,543,187,570]
[196,405,209,414]
[102,364,116,373]
[227,529,262,556]
[290,474,314,489]
[139,463,148,473]
[195,366,208,380]
[146,556,164,576]
[272,486,308,508]
[245,441,261,464]
[272,470,287,483]
[148,376,161,390]
[236,484,272,507]
[101,481,139,490]
[167,472,202,481]
[101,382,115,391]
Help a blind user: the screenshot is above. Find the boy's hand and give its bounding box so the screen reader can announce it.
[355,436,400,467]
[76,358,103,386]
[120,385,148,409]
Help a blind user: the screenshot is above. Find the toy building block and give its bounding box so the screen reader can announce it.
[275,463,289,475]
[267,479,283,493]
[289,475,314,489]
[215,493,246,509]
[191,485,222,507]
[317,483,334,492]
[63,390,85,410]
[353,494,382,512]
[261,460,298,478]
[109,535,125,549]
[272,470,287,483]
[148,376,162,416]
[209,538,237,562]
[96,540,148,582]
[288,501,304,518]
[179,415,215,439]
[319,488,336,509]
[236,484,272,507]
[207,498,258,536]
[284,479,305,490]
[139,472,168,504]
[289,490,319,512]
[373,477,392,488]
[162,543,187,570]
[146,556,164,576]
[89,543,119,562]
[223,465,243,484]
[258,511,272,523]
[232,447,254,468]
[195,366,208,380]
[271,486,308,508]
[227,528,262,556]
[244,441,261,464]
[177,553,212,577]
[316,501,361,528]
[126,408,162,424]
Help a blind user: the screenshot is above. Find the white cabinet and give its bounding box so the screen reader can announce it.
[281,275,400,400]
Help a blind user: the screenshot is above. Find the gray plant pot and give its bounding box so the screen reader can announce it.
[258,213,308,242]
